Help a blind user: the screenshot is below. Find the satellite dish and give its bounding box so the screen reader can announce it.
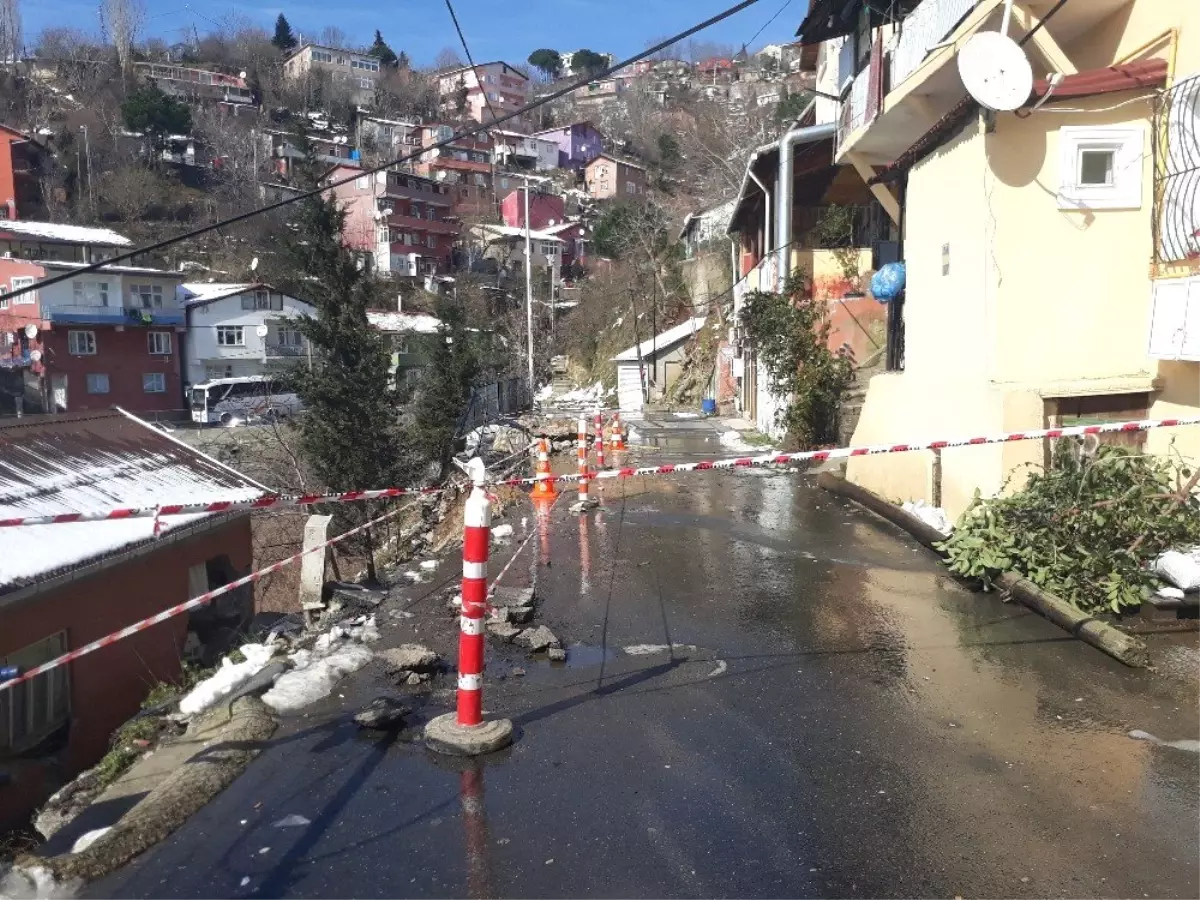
[255,324,269,338]
[24,323,37,339]
[957,31,1033,112]
[239,70,247,79]
[547,218,557,226]
[29,349,41,362]
[250,257,259,271]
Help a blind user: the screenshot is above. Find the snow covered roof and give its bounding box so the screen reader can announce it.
[0,410,268,594]
[41,260,180,277]
[366,311,441,334]
[0,220,132,247]
[612,316,707,362]
[181,282,259,305]
[542,222,585,235]
[473,224,565,242]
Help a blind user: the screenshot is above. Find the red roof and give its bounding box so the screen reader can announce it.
[1026,59,1168,104]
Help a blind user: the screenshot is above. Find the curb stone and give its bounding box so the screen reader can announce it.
[22,697,278,884]
[815,472,1149,668]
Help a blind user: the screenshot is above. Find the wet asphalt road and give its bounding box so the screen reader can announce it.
[91,415,1199,899]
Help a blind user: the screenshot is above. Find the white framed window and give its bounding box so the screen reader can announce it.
[129,283,164,308]
[68,330,96,355]
[10,275,35,305]
[278,328,304,347]
[86,373,110,393]
[72,280,110,307]
[216,325,244,346]
[1057,125,1144,210]
[148,331,172,355]
[1148,276,1200,361]
[426,235,437,248]
[143,372,166,393]
[1,632,70,754]
[356,175,369,190]
[360,78,373,89]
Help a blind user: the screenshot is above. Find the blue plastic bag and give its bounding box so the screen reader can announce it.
[871,261,906,303]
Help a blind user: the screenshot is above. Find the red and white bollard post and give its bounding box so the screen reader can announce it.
[593,410,606,469]
[571,413,598,512]
[425,458,514,756]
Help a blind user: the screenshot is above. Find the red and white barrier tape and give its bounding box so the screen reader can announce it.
[3,416,1196,529]
[0,501,416,693]
[491,416,1200,488]
[0,485,444,529]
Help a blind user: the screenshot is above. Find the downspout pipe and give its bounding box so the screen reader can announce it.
[775,121,837,290]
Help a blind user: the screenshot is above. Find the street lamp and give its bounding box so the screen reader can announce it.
[515,172,550,396]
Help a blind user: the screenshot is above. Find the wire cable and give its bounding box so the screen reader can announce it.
[443,0,504,127]
[0,0,766,304]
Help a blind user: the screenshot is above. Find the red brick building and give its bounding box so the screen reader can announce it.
[0,410,264,831]
[0,222,186,415]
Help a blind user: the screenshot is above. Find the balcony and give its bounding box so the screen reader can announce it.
[837,63,877,156]
[383,214,460,236]
[431,157,491,174]
[1153,73,1200,270]
[890,0,982,91]
[0,349,32,369]
[265,343,307,358]
[44,305,186,326]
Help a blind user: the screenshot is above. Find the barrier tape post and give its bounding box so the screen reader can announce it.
[611,412,626,452]
[425,458,514,756]
[571,414,598,512]
[594,410,606,469]
[531,436,557,499]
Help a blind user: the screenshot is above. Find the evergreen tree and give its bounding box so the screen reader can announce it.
[285,189,413,579]
[272,14,297,52]
[527,48,562,79]
[368,29,398,68]
[410,296,480,476]
[121,82,193,150]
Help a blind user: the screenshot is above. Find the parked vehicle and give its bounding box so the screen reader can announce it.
[189,376,303,425]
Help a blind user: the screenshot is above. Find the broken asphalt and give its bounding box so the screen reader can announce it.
[89,414,1199,899]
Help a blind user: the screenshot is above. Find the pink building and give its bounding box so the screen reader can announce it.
[435,61,530,125]
[583,154,648,200]
[415,124,495,220]
[323,163,459,278]
[500,188,565,232]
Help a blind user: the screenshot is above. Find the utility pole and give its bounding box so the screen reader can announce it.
[79,125,94,216]
[523,180,535,394]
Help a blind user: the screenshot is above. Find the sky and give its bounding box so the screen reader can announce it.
[22,0,805,68]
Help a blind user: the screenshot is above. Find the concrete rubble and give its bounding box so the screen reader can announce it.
[353,696,410,729]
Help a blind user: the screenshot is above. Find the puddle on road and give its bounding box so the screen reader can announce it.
[531,642,618,669]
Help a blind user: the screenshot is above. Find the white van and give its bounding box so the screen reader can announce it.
[189,376,303,425]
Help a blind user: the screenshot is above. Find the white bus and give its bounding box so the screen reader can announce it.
[189,376,303,426]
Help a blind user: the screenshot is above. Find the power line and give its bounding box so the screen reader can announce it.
[1,0,767,304]
[442,0,503,127]
[743,0,795,51]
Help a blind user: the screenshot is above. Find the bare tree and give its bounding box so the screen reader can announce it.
[318,25,348,50]
[0,0,20,64]
[99,0,145,73]
[433,47,464,71]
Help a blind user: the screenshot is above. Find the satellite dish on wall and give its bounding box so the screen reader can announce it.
[24,323,37,339]
[255,324,269,337]
[957,31,1033,112]
[29,349,41,362]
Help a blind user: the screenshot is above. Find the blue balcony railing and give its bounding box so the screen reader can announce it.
[44,305,186,326]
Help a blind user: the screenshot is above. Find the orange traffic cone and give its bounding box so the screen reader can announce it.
[610,413,626,452]
[531,436,558,499]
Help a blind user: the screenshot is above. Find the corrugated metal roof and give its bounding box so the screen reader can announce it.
[0,410,267,593]
[612,316,707,362]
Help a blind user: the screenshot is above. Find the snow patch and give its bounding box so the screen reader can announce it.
[901,500,953,536]
[492,523,514,541]
[1154,547,1200,592]
[534,383,554,401]
[69,828,111,855]
[673,412,700,419]
[419,560,438,571]
[178,642,277,717]
[719,430,773,453]
[623,643,697,656]
[262,619,378,715]
[0,865,79,899]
